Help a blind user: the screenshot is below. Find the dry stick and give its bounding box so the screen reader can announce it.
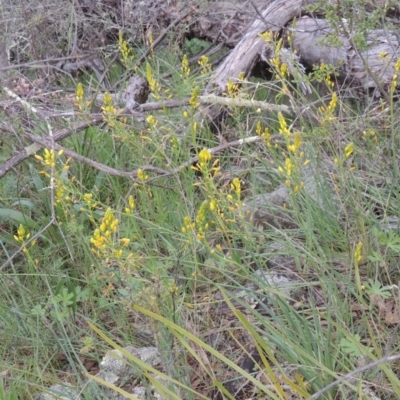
[0,96,294,179]
[135,11,190,68]
[22,131,167,178]
[306,353,400,400]
[170,135,266,176]
[0,54,91,73]
[23,130,265,182]
[0,114,104,178]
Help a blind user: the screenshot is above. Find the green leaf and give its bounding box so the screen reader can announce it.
[340,334,372,357]
[364,279,392,299]
[0,208,40,229]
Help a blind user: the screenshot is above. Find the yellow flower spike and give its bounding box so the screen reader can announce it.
[198,148,212,164]
[181,54,190,77]
[76,83,84,103]
[256,120,262,135]
[354,241,363,291]
[231,177,241,198]
[83,193,92,203]
[198,55,210,73]
[100,222,107,232]
[189,86,200,108]
[137,169,148,182]
[146,115,157,126]
[259,30,274,43]
[210,199,217,211]
[278,112,291,136]
[128,195,135,210]
[395,58,400,72]
[34,154,43,161]
[280,63,288,77]
[104,208,114,221]
[17,224,26,238]
[101,92,117,116]
[344,143,354,158]
[226,78,239,96]
[285,158,294,176]
[111,220,119,231]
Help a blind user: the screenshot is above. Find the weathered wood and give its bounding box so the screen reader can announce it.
[208,0,303,94]
[291,17,400,95]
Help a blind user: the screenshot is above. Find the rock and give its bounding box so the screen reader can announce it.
[36,384,80,400]
[99,346,161,387]
[242,185,296,229]
[253,268,299,304]
[241,149,340,230]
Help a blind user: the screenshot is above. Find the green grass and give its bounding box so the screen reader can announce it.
[1,22,400,400]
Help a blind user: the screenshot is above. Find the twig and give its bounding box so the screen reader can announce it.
[0,115,104,178]
[305,353,400,400]
[0,95,294,179]
[22,130,169,179]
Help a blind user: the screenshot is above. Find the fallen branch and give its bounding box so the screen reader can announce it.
[0,95,294,179]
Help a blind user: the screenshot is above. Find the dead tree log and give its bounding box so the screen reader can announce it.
[208,0,303,94]
[291,17,400,99]
[199,0,400,132]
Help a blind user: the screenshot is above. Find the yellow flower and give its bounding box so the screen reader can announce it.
[198,148,212,165]
[226,78,239,96]
[287,132,301,153]
[231,177,241,198]
[128,195,135,210]
[198,55,211,74]
[395,58,400,72]
[76,83,84,103]
[354,242,363,264]
[146,115,157,127]
[209,199,217,211]
[278,113,290,136]
[137,169,148,182]
[344,143,354,158]
[189,86,200,108]
[259,30,275,43]
[181,54,190,78]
